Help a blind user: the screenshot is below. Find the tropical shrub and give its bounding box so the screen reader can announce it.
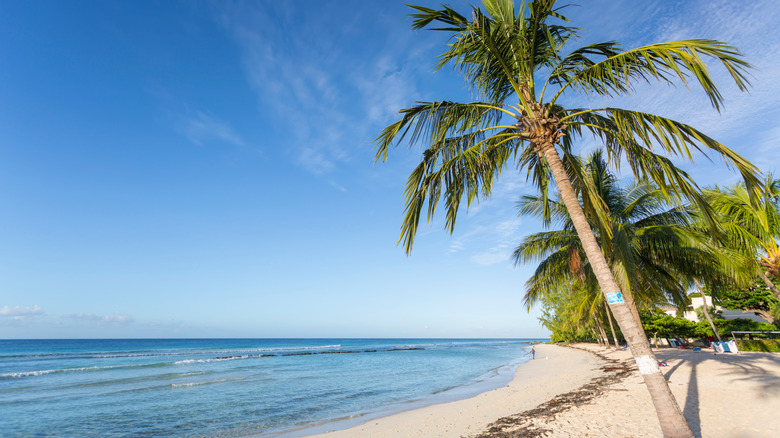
[737,340,780,352]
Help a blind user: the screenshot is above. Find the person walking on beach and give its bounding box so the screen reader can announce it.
[531,346,535,360]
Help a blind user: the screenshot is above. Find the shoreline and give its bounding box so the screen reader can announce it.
[301,343,780,437]
[302,344,606,437]
[276,351,531,438]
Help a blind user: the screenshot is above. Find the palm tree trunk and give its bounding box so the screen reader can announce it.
[758,270,780,300]
[595,317,610,349]
[589,325,602,346]
[694,279,723,344]
[604,301,620,349]
[541,145,693,438]
[621,287,643,327]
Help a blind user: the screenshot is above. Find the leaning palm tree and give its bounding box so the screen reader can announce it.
[515,152,698,318]
[515,152,702,306]
[516,152,742,347]
[375,1,760,436]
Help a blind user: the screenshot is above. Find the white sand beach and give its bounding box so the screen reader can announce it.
[522,343,780,438]
[307,343,780,437]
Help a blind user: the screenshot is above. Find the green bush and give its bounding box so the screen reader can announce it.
[694,318,778,337]
[736,339,780,352]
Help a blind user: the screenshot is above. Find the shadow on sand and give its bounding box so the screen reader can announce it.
[657,349,780,438]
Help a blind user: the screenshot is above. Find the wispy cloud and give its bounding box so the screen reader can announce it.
[178,111,245,147]
[223,6,351,177]
[64,311,134,325]
[468,219,525,266]
[328,179,348,193]
[470,243,513,266]
[0,305,44,318]
[445,215,525,266]
[218,2,430,187]
[355,54,420,124]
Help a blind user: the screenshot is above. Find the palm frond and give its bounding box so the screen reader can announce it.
[399,128,518,253]
[408,4,469,32]
[375,101,514,162]
[513,229,580,264]
[550,40,751,110]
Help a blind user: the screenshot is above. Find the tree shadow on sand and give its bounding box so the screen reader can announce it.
[657,349,780,438]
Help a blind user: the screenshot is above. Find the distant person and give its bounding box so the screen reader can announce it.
[531,346,535,359]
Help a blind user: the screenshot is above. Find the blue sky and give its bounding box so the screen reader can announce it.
[1,0,779,339]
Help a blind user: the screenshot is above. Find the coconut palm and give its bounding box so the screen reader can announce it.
[514,152,700,316]
[375,1,760,436]
[513,151,734,351]
[686,177,780,341]
[691,282,724,343]
[703,176,780,298]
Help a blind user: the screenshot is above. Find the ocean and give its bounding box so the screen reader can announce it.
[0,338,543,437]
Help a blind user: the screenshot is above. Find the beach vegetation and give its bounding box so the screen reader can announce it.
[737,339,780,352]
[537,287,594,343]
[640,310,697,341]
[376,1,759,436]
[710,277,780,323]
[694,317,777,338]
[702,177,780,299]
[639,310,777,343]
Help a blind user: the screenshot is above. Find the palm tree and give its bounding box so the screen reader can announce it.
[513,152,727,355]
[688,179,780,342]
[537,285,593,342]
[691,281,724,344]
[375,2,760,436]
[514,152,698,317]
[703,176,780,298]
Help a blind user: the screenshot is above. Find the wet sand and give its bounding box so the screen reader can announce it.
[307,343,780,438]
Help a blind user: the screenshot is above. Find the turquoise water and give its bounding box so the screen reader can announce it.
[0,338,542,437]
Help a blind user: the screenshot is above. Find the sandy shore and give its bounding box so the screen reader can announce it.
[490,343,780,438]
[306,343,780,438]
[305,344,605,437]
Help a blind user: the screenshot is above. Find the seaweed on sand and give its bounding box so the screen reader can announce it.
[468,346,634,438]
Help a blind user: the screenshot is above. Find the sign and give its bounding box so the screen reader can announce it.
[606,292,624,304]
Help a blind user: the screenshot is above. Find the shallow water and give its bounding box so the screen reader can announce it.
[0,338,543,437]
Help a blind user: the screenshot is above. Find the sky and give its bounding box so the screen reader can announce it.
[1,0,779,339]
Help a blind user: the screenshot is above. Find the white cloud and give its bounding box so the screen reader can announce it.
[449,216,525,266]
[470,243,513,266]
[178,111,245,147]
[328,180,348,193]
[355,54,420,124]
[225,12,353,178]
[0,305,43,318]
[448,240,464,254]
[219,2,431,183]
[297,146,336,175]
[64,311,134,325]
